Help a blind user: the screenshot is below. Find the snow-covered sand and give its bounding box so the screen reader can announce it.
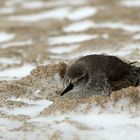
[0,0,140,139]
[0,64,35,80]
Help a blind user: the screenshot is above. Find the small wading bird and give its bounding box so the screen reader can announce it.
[61,54,140,99]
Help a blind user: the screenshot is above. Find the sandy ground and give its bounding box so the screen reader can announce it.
[0,0,140,140]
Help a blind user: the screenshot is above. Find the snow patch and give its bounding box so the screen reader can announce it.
[132,34,140,40]
[0,58,20,65]
[8,7,70,22]
[22,1,45,9]
[64,21,140,33]
[0,118,22,130]
[0,7,16,14]
[121,0,140,7]
[97,22,140,32]
[1,40,33,49]
[30,115,66,124]
[8,6,97,22]
[22,0,86,9]
[57,44,140,59]
[0,64,35,80]
[67,7,97,21]
[29,110,140,140]
[48,34,98,45]
[0,98,53,117]
[48,45,79,54]
[0,32,15,43]
[64,20,94,32]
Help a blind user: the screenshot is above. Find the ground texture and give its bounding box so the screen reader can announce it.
[0,0,140,140]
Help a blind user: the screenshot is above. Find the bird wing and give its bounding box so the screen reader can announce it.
[86,72,112,96]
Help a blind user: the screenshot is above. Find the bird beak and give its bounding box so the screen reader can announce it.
[61,82,74,96]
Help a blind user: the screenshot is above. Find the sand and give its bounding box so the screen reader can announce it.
[0,0,140,139]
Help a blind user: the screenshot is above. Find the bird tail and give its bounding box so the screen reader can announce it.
[138,68,140,85]
[136,67,140,86]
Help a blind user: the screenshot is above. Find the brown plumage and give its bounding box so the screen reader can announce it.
[61,54,140,99]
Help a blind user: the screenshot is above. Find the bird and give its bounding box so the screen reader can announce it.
[61,54,140,99]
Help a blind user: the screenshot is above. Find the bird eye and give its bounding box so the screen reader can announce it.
[63,76,70,88]
[66,78,70,87]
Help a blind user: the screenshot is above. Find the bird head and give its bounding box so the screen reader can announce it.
[61,62,88,96]
[67,62,87,86]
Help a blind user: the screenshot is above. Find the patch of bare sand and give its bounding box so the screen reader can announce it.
[0,62,67,100]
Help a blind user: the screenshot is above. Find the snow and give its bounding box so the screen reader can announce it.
[0,7,16,14]
[0,32,15,43]
[97,22,140,32]
[66,0,86,6]
[8,6,97,22]
[132,34,140,40]
[67,7,97,21]
[0,98,53,117]
[63,20,94,32]
[8,7,70,22]
[22,0,86,9]
[1,40,33,49]
[22,1,45,9]
[0,64,35,80]
[112,45,140,56]
[48,45,79,54]
[71,113,137,128]
[101,34,109,39]
[0,58,20,65]
[1,96,140,139]
[48,34,98,45]
[64,21,140,33]
[0,0,140,139]
[30,115,66,124]
[121,0,140,7]
[28,108,140,140]
[52,44,140,60]
[0,118,22,129]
